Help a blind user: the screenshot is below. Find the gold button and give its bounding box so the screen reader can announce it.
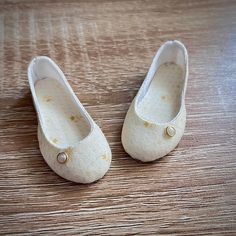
[166,126,176,137]
[57,152,68,164]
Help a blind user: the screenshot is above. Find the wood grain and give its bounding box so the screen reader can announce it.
[0,0,236,235]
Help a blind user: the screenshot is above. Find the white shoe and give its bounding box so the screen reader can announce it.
[121,41,188,162]
[28,56,111,183]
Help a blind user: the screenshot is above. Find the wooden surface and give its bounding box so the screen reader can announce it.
[0,0,236,235]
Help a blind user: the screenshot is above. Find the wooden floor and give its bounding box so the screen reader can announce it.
[0,0,236,235]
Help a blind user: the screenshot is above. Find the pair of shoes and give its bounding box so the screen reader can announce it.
[28,40,188,184]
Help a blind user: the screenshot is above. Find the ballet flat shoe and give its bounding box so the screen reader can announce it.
[121,40,188,162]
[28,56,112,183]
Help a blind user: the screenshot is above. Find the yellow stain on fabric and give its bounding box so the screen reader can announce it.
[144,121,151,128]
[65,146,73,156]
[70,115,75,121]
[43,96,53,102]
[52,138,58,144]
[70,115,83,122]
[101,154,110,162]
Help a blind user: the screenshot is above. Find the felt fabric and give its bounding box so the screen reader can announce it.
[28,56,111,183]
[122,41,188,162]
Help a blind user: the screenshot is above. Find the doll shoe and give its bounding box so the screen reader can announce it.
[28,56,112,183]
[121,40,188,162]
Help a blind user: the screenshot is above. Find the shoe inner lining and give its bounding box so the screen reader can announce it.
[137,62,184,123]
[35,77,90,147]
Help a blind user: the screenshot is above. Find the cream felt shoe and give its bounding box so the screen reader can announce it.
[121,40,188,162]
[28,56,111,183]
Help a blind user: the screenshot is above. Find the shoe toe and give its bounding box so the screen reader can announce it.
[121,103,186,162]
[38,125,111,184]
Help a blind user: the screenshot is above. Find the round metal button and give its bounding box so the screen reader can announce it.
[57,152,68,164]
[166,126,176,137]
